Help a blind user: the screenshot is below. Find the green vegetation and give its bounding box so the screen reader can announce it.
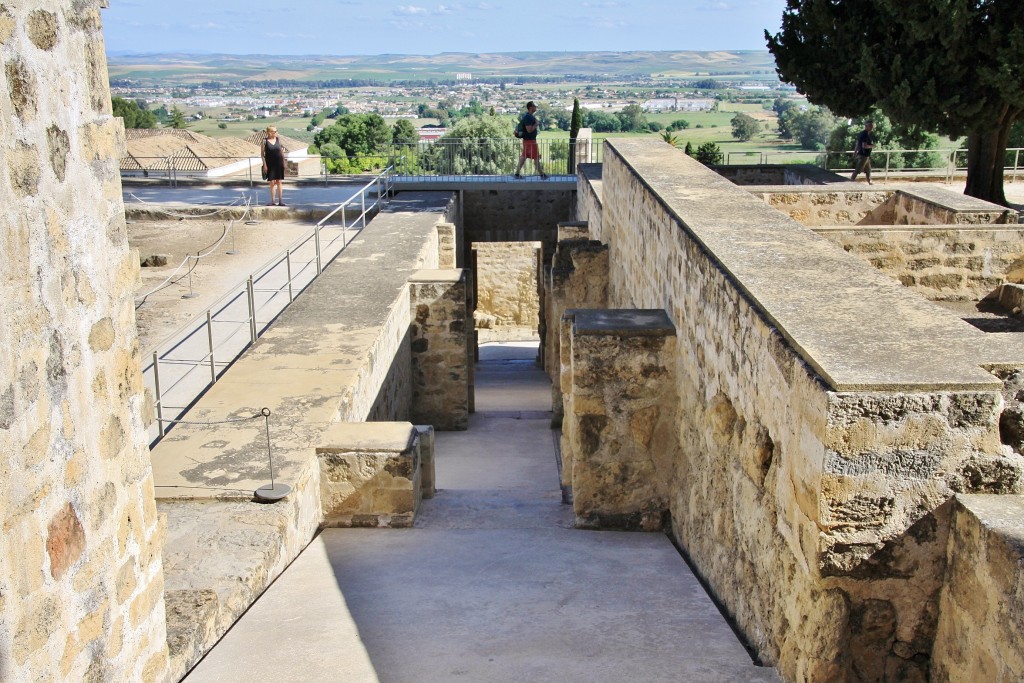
[730,113,761,142]
[767,0,1024,204]
[111,97,156,128]
[694,142,723,166]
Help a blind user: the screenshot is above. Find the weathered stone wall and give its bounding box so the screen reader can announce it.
[409,269,470,430]
[715,164,841,186]
[463,188,574,255]
[561,309,677,531]
[590,139,1023,681]
[815,226,1024,300]
[753,188,896,226]
[932,495,1024,682]
[891,190,1018,225]
[0,2,169,681]
[474,242,540,337]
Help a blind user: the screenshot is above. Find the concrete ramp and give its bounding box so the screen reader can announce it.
[184,343,778,682]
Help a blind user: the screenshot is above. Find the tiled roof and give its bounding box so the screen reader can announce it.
[121,134,261,172]
[245,131,308,154]
[124,128,209,143]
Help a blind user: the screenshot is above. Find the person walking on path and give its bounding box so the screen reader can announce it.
[850,120,875,184]
[262,126,287,205]
[514,101,547,179]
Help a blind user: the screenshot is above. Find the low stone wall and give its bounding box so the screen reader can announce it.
[815,226,1024,299]
[716,164,842,186]
[751,185,1017,228]
[571,139,1024,681]
[932,495,1024,682]
[462,187,575,255]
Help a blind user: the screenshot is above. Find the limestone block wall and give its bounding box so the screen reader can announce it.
[892,190,1017,225]
[815,226,1024,299]
[931,495,1024,682]
[0,2,169,681]
[715,164,841,186]
[752,188,896,226]
[561,309,678,531]
[593,139,1023,681]
[473,241,540,336]
[409,269,470,430]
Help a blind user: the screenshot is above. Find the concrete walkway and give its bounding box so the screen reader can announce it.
[183,342,778,683]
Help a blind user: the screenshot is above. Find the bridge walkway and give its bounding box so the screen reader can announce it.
[182,342,779,683]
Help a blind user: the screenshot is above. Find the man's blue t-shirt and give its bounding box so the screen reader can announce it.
[856,129,874,156]
[521,112,539,141]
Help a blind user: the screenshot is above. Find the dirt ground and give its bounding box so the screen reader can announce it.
[129,215,321,352]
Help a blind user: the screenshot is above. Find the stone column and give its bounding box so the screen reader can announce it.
[409,269,470,430]
[562,309,678,531]
[0,3,169,681]
[436,222,457,269]
[544,235,608,427]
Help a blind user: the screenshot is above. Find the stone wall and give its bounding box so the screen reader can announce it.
[715,164,841,186]
[474,242,540,338]
[752,187,896,226]
[932,495,1024,682]
[815,226,1024,300]
[575,139,1024,681]
[462,188,574,254]
[0,2,169,681]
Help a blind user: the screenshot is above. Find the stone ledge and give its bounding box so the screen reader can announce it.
[566,309,676,337]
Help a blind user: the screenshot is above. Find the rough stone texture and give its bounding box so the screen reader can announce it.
[562,309,678,531]
[414,424,436,499]
[317,422,423,528]
[474,241,540,334]
[753,187,896,226]
[409,269,470,431]
[932,494,1024,682]
[0,3,170,681]
[585,139,1024,681]
[717,164,843,186]
[815,226,1024,299]
[544,236,608,430]
[999,283,1024,312]
[436,221,457,268]
[462,187,574,260]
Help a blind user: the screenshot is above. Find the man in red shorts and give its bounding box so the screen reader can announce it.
[514,101,547,179]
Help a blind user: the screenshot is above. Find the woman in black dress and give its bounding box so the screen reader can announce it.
[261,126,286,206]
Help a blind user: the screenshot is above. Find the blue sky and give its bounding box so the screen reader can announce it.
[102,0,787,55]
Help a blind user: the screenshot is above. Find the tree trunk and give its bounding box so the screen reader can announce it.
[965,107,1019,206]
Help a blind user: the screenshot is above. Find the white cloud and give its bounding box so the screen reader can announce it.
[395,5,429,15]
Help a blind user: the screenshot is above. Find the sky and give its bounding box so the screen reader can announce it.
[102,0,787,56]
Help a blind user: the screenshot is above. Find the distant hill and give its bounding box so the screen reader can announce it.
[106,50,779,85]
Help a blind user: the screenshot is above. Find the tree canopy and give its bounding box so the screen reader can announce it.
[111,97,157,128]
[730,113,761,142]
[766,0,1024,204]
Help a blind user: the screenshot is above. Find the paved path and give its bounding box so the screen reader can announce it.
[183,342,778,683]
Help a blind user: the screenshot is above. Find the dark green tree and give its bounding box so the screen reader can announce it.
[786,107,836,150]
[568,97,582,175]
[424,115,518,175]
[684,141,694,156]
[730,113,761,142]
[392,119,418,145]
[169,107,187,129]
[111,97,157,128]
[694,141,723,166]
[767,0,1024,205]
[616,104,648,132]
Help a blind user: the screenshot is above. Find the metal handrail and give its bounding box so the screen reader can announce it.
[142,166,393,446]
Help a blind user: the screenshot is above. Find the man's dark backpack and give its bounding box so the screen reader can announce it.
[514,121,525,139]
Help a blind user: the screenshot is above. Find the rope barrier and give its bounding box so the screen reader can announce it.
[127,192,247,219]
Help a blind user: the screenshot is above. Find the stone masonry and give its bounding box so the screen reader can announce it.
[552,138,1024,682]
[409,269,470,430]
[0,2,170,681]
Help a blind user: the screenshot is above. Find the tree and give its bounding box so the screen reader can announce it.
[787,107,835,150]
[617,104,648,132]
[568,98,582,175]
[111,97,157,128]
[684,141,694,156]
[766,0,1024,205]
[730,113,761,142]
[694,142,723,166]
[217,122,227,130]
[392,119,418,145]
[169,107,187,129]
[667,119,690,131]
[826,111,943,170]
[425,115,519,175]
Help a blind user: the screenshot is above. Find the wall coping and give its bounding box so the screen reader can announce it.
[150,192,454,499]
[566,309,676,337]
[604,139,1005,392]
[317,422,418,453]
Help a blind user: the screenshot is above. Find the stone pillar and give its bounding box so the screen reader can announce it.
[436,222,457,269]
[0,3,169,681]
[317,422,423,528]
[562,309,678,531]
[409,269,470,430]
[543,235,608,427]
[414,424,436,499]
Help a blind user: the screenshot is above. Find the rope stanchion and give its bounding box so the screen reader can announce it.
[155,407,291,503]
[127,192,246,219]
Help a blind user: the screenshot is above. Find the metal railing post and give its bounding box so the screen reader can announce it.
[207,310,216,383]
[1014,149,1020,184]
[884,150,890,181]
[247,277,257,343]
[152,351,164,437]
[315,224,322,274]
[361,191,366,228]
[286,249,293,302]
